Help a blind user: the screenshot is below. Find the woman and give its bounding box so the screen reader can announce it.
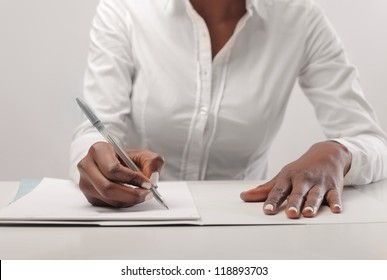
[70,0,387,218]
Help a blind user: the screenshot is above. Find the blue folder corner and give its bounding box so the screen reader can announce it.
[14,179,42,202]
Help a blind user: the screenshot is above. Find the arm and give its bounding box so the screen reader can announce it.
[241,2,387,218]
[297,3,387,186]
[70,0,163,207]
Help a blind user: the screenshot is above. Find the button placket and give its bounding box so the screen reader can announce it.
[182,3,214,180]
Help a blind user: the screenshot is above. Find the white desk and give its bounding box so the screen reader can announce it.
[1,180,387,259]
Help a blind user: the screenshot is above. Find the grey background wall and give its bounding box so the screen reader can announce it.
[0,0,386,181]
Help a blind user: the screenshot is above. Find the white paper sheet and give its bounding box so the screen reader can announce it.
[1,179,387,226]
[0,178,200,223]
[188,180,387,225]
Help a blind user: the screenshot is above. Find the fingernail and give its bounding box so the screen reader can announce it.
[141,182,152,190]
[264,204,274,211]
[144,192,153,201]
[333,204,342,211]
[303,206,314,214]
[288,206,298,214]
[150,172,159,186]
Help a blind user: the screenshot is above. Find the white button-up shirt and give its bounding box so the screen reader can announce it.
[70,0,387,185]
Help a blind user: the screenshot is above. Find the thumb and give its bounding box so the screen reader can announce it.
[240,180,275,202]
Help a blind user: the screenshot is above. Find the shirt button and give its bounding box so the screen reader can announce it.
[199,107,208,115]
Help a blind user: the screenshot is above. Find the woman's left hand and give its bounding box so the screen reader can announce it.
[240,141,352,218]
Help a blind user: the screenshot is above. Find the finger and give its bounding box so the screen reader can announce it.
[285,181,311,219]
[325,188,342,214]
[302,184,325,218]
[81,176,151,207]
[78,153,105,199]
[90,144,151,188]
[78,156,150,207]
[240,180,275,202]
[79,179,117,207]
[79,176,111,207]
[263,179,291,215]
[84,192,153,208]
[127,149,165,179]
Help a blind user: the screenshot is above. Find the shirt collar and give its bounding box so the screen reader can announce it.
[163,0,267,20]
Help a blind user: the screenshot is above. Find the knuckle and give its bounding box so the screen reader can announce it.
[279,166,292,178]
[153,154,165,165]
[288,191,305,200]
[281,166,320,184]
[89,143,100,155]
[106,162,122,175]
[77,158,86,172]
[327,179,341,190]
[144,150,164,164]
[89,142,110,156]
[294,170,318,184]
[257,183,272,194]
[308,190,324,201]
[98,182,116,199]
[129,190,141,200]
[265,196,280,205]
[149,154,165,170]
[326,193,340,203]
[300,170,315,180]
[78,180,91,192]
[272,186,286,196]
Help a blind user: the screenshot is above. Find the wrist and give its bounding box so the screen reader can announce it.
[325,140,352,175]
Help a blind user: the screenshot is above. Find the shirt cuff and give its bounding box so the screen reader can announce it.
[331,138,364,186]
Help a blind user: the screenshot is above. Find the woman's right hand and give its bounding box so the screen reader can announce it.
[77,142,164,207]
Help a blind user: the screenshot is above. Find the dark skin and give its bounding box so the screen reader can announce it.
[78,143,164,207]
[78,0,352,218]
[240,141,351,218]
[189,0,247,58]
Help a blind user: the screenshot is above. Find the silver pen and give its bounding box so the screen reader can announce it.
[76,97,169,209]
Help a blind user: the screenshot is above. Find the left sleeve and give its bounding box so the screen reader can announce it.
[298,2,387,185]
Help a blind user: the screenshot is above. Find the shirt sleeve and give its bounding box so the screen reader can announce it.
[298,2,387,185]
[69,0,135,183]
